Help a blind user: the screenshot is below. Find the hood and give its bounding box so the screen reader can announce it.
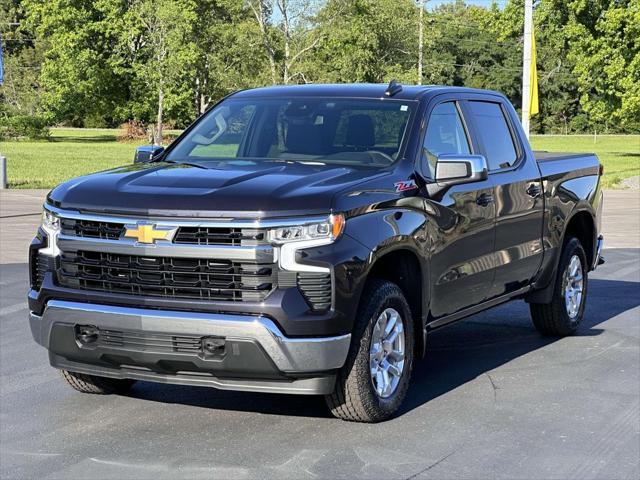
[48,161,391,218]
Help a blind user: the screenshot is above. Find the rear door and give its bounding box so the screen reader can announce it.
[466,100,544,298]
[420,99,497,318]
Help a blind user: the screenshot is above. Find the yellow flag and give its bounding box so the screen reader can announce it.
[529,28,539,117]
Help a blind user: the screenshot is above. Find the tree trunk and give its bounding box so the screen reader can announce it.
[195,76,201,118]
[280,0,291,84]
[251,0,278,84]
[194,75,208,116]
[200,92,208,115]
[268,51,278,85]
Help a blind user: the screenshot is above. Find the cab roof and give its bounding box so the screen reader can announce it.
[231,83,501,101]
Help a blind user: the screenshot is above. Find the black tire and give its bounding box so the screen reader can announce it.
[60,370,136,395]
[326,279,414,423]
[530,236,588,336]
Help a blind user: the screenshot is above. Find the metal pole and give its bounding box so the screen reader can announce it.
[521,0,533,138]
[417,0,425,85]
[0,155,7,189]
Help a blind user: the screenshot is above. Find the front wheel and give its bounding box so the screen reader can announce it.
[530,236,588,336]
[325,279,414,423]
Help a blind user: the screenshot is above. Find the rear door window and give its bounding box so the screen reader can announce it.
[468,101,518,170]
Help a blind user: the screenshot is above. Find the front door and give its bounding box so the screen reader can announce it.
[420,100,497,319]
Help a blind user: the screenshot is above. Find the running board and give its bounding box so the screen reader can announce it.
[426,285,532,330]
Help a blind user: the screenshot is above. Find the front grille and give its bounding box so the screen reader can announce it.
[60,218,265,246]
[96,328,205,354]
[297,272,332,312]
[57,250,275,302]
[173,227,265,246]
[61,218,124,240]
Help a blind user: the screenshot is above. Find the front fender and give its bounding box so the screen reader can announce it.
[346,204,430,322]
[298,200,431,334]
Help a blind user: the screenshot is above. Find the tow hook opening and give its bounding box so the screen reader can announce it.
[75,325,99,344]
[201,337,226,358]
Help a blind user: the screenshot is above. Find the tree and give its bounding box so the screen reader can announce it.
[561,0,639,132]
[310,0,418,84]
[0,0,45,117]
[248,0,278,84]
[192,0,269,115]
[22,0,131,126]
[249,0,323,84]
[7,0,638,134]
[126,0,198,144]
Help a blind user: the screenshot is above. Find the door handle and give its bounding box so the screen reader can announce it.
[476,193,494,207]
[526,184,542,198]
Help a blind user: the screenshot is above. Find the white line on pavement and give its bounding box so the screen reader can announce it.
[614,264,640,280]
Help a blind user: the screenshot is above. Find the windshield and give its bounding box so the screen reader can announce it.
[166,97,415,167]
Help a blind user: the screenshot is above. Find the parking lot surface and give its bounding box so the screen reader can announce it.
[1,190,638,479]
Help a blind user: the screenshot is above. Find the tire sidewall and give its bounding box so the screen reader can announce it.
[555,237,588,331]
[352,281,414,420]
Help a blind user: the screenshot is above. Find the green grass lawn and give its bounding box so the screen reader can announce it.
[1,129,638,189]
[0,129,149,189]
[530,135,640,189]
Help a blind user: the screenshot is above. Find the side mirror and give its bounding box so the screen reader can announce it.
[435,154,488,186]
[134,145,164,163]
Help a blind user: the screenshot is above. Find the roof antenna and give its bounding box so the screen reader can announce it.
[385,79,402,97]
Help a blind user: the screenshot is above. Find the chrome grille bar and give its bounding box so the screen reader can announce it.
[57,234,275,263]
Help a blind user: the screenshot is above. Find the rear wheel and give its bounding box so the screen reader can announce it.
[326,279,414,422]
[61,370,136,394]
[530,237,588,336]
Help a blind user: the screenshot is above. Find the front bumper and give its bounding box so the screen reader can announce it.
[30,300,351,395]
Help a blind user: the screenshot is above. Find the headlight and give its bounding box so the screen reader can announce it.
[268,214,345,244]
[39,207,61,257]
[42,209,60,232]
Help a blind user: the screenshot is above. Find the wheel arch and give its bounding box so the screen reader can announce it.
[364,247,426,359]
[562,209,596,268]
[527,206,596,304]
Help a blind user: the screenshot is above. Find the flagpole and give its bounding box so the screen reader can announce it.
[521,0,533,138]
[417,0,426,85]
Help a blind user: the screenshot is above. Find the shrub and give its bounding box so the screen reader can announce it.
[117,120,147,142]
[83,113,108,129]
[0,115,51,140]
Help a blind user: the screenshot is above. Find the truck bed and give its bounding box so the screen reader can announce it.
[534,151,601,179]
[534,151,596,162]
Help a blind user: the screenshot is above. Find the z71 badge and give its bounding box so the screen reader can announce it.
[394,180,418,193]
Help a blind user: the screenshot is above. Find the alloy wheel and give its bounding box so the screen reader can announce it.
[369,307,406,398]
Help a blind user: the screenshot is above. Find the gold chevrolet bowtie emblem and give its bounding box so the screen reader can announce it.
[124,224,173,244]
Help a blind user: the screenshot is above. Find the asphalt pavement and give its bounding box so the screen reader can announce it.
[0,189,638,479]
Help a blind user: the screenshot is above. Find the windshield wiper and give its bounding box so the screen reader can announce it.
[233,157,328,166]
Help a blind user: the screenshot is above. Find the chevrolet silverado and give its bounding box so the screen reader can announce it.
[29,83,604,422]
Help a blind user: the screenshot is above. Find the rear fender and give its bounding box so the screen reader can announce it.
[527,174,601,303]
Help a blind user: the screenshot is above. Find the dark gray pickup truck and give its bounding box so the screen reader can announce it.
[29,83,604,422]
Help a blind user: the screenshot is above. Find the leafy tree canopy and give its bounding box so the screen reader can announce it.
[1,0,637,133]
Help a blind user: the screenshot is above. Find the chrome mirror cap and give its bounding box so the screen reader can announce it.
[134,145,165,163]
[435,154,488,186]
